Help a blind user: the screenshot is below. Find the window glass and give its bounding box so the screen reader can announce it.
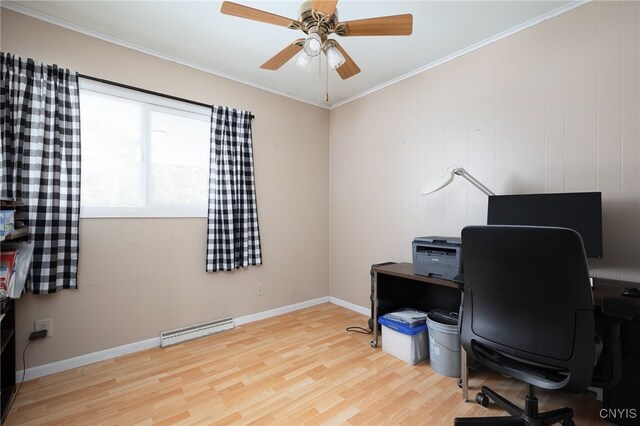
[79,79,210,217]
[80,92,143,208]
[149,111,210,207]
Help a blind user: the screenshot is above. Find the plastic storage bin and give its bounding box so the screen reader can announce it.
[379,315,429,365]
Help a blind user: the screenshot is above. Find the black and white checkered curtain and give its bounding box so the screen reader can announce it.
[206,106,262,271]
[1,52,81,293]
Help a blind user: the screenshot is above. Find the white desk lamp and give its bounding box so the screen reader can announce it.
[421,166,495,196]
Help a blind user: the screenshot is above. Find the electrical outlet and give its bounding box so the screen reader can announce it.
[256,282,264,296]
[35,319,53,337]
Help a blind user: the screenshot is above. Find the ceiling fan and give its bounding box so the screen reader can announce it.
[220,0,413,80]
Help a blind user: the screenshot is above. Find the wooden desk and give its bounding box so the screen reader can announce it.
[593,278,640,423]
[370,262,640,410]
[593,277,640,317]
[370,263,467,398]
[370,262,461,348]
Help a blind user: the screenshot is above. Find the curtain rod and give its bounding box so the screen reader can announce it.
[78,74,255,120]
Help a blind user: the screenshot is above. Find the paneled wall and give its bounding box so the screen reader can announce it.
[2,1,639,370]
[1,9,330,368]
[330,1,640,308]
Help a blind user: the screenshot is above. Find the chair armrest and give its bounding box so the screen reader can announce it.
[601,297,635,323]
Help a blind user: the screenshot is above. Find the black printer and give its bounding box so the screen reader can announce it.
[412,236,462,281]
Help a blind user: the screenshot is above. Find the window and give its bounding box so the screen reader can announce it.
[79,79,210,217]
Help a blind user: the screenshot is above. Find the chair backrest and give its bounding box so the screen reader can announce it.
[461,225,595,392]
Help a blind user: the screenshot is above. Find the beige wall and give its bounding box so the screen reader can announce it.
[330,1,640,307]
[4,1,640,370]
[1,9,330,368]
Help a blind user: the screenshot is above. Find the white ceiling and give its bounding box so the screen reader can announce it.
[4,1,579,108]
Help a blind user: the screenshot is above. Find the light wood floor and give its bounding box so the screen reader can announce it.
[7,303,608,425]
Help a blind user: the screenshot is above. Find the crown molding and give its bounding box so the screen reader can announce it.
[2,1,588,110]
[330,0,589,109]
[1,2,330,110]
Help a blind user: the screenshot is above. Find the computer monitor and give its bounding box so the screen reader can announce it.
[487,192,603,258]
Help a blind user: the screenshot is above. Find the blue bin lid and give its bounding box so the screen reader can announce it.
[379,315,428,335]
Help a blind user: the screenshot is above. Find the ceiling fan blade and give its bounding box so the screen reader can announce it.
[339,14,413,36]
[261,39,305,70]
[332,42,360,80]
[220,1,299,28]
[312,0,338,16]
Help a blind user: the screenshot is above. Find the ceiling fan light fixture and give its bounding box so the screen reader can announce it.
[296,51,313,71]
[303,32,322,57]
[220,1,413,82]
[326,45,345,69]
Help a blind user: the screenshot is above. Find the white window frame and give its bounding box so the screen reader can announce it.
[79,78,211,218]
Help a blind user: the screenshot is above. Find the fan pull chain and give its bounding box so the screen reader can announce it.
[325,54,329,102]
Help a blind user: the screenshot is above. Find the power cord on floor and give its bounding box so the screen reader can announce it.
[346,326,372,334]
[5,338,32,418]
[5,329,45,418]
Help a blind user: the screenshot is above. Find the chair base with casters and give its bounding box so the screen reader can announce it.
[454,384,575,425]
[454,226,636,426]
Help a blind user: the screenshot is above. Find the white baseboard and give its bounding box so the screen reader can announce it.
[234,296,330,326]
[329,296,369,316]
[17,296,331,382]
[17,337,161,382]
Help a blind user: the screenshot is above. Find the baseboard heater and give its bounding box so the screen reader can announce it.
[160,316,234,348]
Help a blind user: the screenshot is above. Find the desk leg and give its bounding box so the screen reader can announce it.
[371,271,379,348]
[461,346,469,401]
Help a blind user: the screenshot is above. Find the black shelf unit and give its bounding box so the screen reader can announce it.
[0,299,16,424]
[1,199,27,423]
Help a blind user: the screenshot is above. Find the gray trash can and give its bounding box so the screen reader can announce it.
[427,310,461,377]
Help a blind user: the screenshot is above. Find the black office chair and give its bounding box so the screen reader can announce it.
[454,225,634,426]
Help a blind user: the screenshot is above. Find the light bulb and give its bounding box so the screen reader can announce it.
[303,33,322,57]
[326,45,346,70]
[295,51,312,72]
